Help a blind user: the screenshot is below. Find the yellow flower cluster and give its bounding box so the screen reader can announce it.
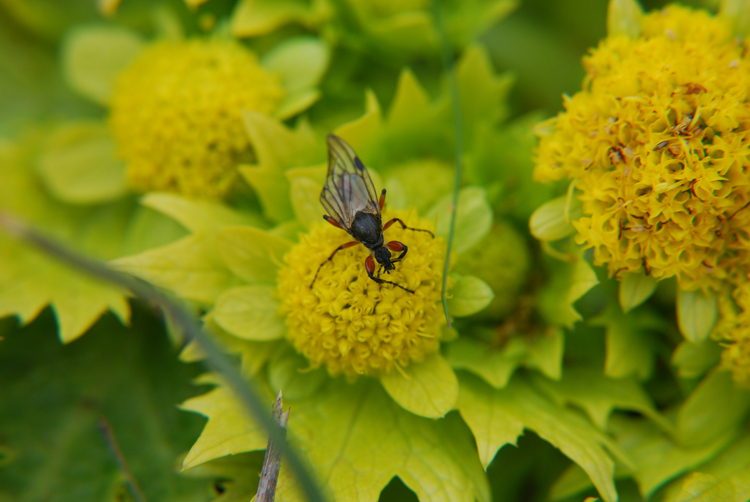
[534,6,750,292]
[716,275,750,387]
[277,209,445,379]
[109,39,284,198]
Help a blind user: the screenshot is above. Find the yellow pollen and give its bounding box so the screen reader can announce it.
[109,38,284,199]
[277,209,447,379]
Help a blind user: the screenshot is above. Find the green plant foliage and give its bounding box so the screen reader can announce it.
[0,309,213,501]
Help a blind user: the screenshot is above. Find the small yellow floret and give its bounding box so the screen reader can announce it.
[277,209,446,379]
[534,5,750,291]
[109,39,284,198]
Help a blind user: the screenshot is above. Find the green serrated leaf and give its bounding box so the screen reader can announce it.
[524,328,565,380]
[530,369,671,432]
[380,353,458,418]
[37,121,127,204]
[216,226,292,284]
[594,305,658,380]
[676,370,750,448]
[427,187,493,254]
[673,471,750,502]
[677,289,718,343]
[184,378,489,502]
[538,257,598,328]
[610,414,738,498]
[447,274,494,317]
[61,24,144,104]
[619,271,658,313]
[181,385,272,470]
[445,337,525,389]
[238,112,322,223]
[141,192,264,234]
[0,310,212,501]
[457,374,620,502]
[112,233,233,304]
[607,0,643,38]
[211,285,285,341]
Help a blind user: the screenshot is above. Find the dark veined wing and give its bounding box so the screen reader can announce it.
[320,134,380,229]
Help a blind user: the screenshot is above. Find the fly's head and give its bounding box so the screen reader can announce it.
[373,247,394,273]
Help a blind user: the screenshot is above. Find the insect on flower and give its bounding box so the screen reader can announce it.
[310,134,435,293]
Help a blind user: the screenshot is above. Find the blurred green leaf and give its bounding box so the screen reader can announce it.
[61,25,144,105]
[538,257,599,329]
[677,289,718,343]
[211,285,285,341]
[0,309,211,502]
[447,274,495,317]
[672,339,722,379]
[37,121,128,204]
[607,0,643,37]
[530,194,583,241]
[676,370,750,448]
[720,0,750,38]
[215,226,292,284]
[427,187,493,254]
[267,346,327,401]
[610,414,739,498]
[619,271,658,313]
[262,36,330,93]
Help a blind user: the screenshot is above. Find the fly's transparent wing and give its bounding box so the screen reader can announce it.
[320,134,380,229]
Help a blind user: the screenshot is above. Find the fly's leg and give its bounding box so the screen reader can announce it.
[310,241,360,288]
[387,241,408,264]
[382,218,434,238]
[365,256,414,294]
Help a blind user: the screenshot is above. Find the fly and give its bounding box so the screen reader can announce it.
[310,134,434,293]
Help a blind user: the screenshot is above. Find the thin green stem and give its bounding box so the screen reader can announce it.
[432,0,464,328]
[0,211,325,502]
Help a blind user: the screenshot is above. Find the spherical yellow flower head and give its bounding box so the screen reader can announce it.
[716,276,750,388]
[277,209,446,379]
[534,5,750,290]
[109,39,284,198]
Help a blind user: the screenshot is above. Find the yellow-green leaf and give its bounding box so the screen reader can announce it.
[721,0,750,38]
[141,192,263,234]
[216,226,292,284]
[112,234,232,304]
[37,121,127,204]
[530,369,671,432]
[607,0,643,38]
[529,195,582,241]
[677,289,718,343]
[676,370,750,448]
[181,385,272,469]
[619,270,658,313]
[267,347,327,401]
[61,25,144,104]
[211,285,285,341]
[262,36,329,92]
[447,274,494,317]
[380,353,458,418]
[288,175,323,229]
[427,187,492,254]
[671,339,722,379]
[446,337,525,389]
[231,0,311,37]
[274,87,321,120]
[457,374,620,502]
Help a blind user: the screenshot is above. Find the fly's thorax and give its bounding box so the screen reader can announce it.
[350,212,383,249]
